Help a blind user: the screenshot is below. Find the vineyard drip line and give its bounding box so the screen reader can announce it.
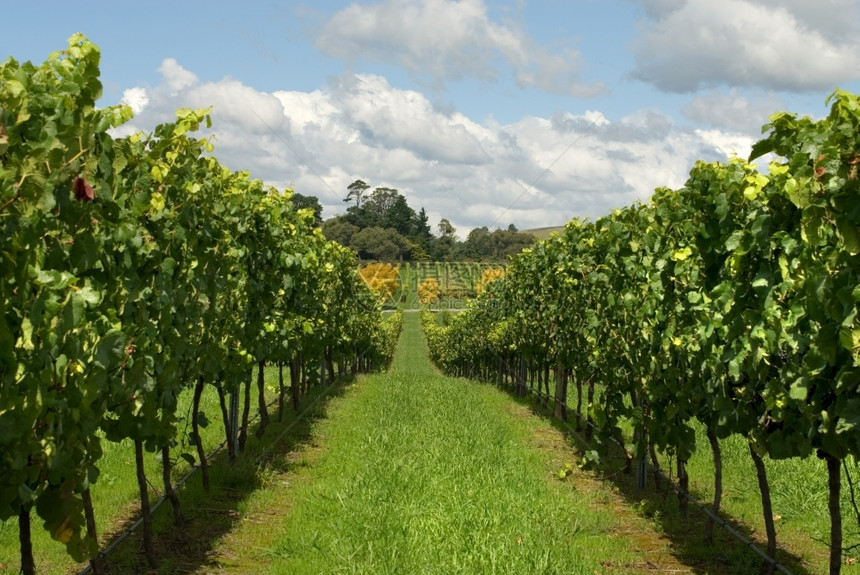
[497,359,794,575]
[843,461,860,547]
[76,377,342,575]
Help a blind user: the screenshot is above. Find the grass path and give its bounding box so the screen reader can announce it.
[204,314,691,574]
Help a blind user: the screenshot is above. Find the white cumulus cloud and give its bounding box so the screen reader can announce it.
[158,58,199,92]
[316,0,605,98]
[681,90,788,134]
[629,0,860,93]
[120,86,149,115]
[111,59,758,234]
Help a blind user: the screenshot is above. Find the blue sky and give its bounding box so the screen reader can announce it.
[5,0,860,235]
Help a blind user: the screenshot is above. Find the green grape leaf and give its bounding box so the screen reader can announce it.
[836,218,860,254]
[789,378,809,401]
[94,330,126,369]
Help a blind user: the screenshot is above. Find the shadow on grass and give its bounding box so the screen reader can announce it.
[486,380,815,575]
[73,378,352,575]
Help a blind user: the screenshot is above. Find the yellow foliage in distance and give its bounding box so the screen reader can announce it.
[359,263,400,302]
[475,268,505,295]
[418,278,441,304]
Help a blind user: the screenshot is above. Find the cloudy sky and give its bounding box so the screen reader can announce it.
[5,1,860,236]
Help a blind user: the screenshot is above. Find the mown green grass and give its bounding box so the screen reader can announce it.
[527,377,860,574]
[0,364,288,575]
[249,315,640,575]
[677,424,860,571]
[82,377,338,575]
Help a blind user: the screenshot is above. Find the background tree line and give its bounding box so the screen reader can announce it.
[313,179,536,262]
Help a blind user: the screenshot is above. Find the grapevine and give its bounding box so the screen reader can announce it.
[0,36,398,574]
[424,90,860,575]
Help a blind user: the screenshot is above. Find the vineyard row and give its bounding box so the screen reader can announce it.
[0,35,401,574]
[423,89,860,575]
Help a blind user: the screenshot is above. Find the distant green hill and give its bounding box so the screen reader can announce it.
[521,226,565,241]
